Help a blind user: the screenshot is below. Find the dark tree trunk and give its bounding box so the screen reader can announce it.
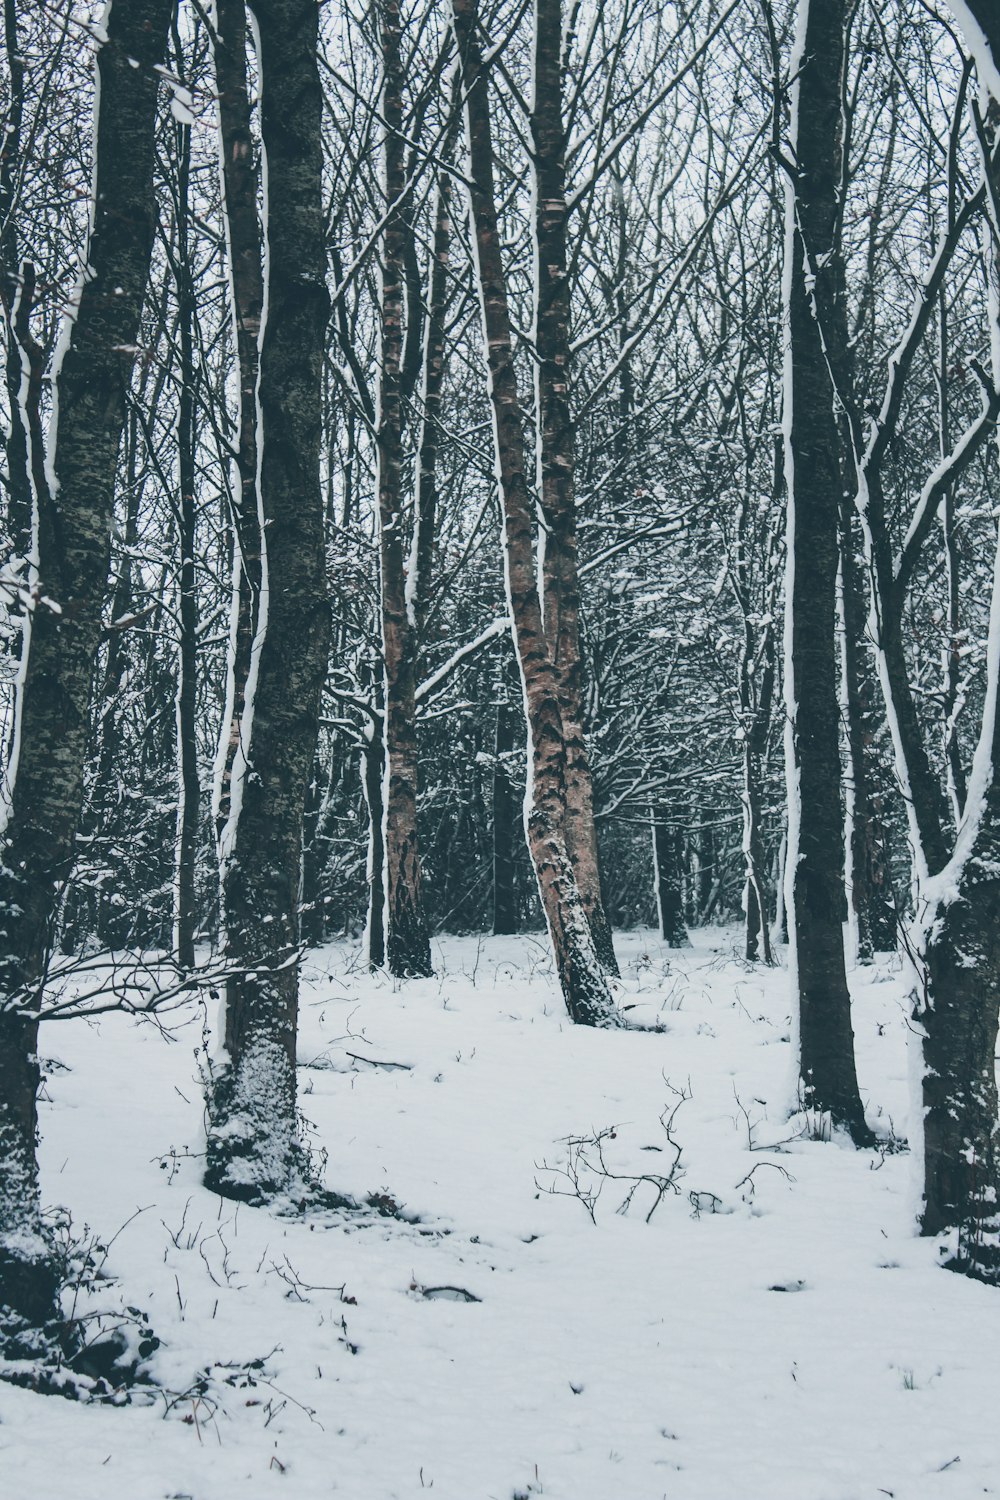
[734,497,775,966]
[213,0,264,843]
[206,0,331,1202]
[783,0,870,1142]
[172,64,199,972]
[652,813,689,948]
[0,0,171,1339]
[904,1,1000,1278]
[917,823,1000,1276]
[452,0,619,1027]
[376,0,431,979]
[531,0,618,977]
[362,712,386,969]
[0,0,32,558]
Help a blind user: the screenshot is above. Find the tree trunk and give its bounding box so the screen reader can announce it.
[376,0,431,978]
[0,0,171,1339]
[206,0,331,1202]
[173,66,200,972]
[451,0,619,1027]
[212,0,264,844]
[917,829,1000,1276]
[652,812,689,948]
[783,0,870,1142]
[839,497,895,958]
[0,0,32,559]
[362,714,386,969]
[531,0,618,976]
[492,672,520,936]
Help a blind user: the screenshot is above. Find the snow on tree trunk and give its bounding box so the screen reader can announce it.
[451,0,619,1028]
[211,0,264,845]
[782,0,870,1143]
[531,0,618,977]
[492,662,521,936]
[206,0,331,1202]
[0,0,172,1342]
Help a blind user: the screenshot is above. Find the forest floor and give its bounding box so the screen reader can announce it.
[2,927,1000,1499]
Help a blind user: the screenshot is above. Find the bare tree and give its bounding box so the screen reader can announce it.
[0,0,172,1341]
[206,0,331,1200]
[451,0,620,1026]
[781,0,871,1143]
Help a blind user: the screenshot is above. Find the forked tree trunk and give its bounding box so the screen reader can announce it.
[376,0,431,978]
[206,0,330,1201]
[451,0,618,1027]
[783,0,870,1143]
[212,0,264,843]
[531,0,618,976]
[897,0,1000,1276]
[0,0,171,1340]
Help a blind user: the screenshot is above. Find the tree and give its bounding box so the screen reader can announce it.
[782,0,871,1143]
[451,0,620,1027]
[375,0,433,978]
[0,0,172,1343]
[206,0,331,1201]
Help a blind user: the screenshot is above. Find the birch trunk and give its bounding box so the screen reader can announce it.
[377,0,431,978]
[206,0,331,1201]
[531,0,618,976]
[0,0,171,1337]
[451,0,619,1027]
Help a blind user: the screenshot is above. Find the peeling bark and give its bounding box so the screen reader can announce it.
[532,0,617,976]
[452,0,619,1027]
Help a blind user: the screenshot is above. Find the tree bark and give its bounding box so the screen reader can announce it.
[376,0,432,978]
[0,0,171,1339]
[212,0,264,844]
[902,3,1000,1277]
[783,0,870,1142]
[451,0,619,1027]
[206,0,331,1202]
[0,0,32,558]
[172,56,200,972]
[839,496,895,958]
[531,0,618,977]
[362,711,386,969]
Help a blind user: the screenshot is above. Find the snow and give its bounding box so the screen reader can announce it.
[4,929,1000,1498]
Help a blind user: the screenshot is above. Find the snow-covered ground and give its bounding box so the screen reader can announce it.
[3,928,1000,1500]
